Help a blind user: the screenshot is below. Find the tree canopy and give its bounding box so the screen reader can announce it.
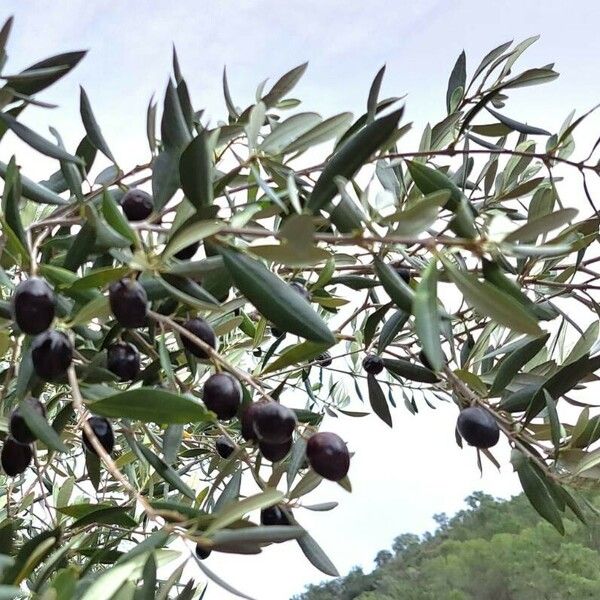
[0,14,599,599]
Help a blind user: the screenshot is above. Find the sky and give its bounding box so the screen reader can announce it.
[2,1,600,599]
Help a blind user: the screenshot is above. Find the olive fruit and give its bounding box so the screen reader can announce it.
[203,373,241,420]
[107,342,140,381]
[261,505,292,526]
[120,189,153,221]
[195,543,211,560]
[31,330,73,381]
[215,435,236,459]
[109,278,148,328]
[240,402,263,442]
[11,277,55,335]
[181,317,216,359]
[316,352,332,367]
[174,242,199,260]
[456,407,500,449]
[362,354,384,375]
[253,402,297,444]
[1,437,32,477]
[9,397,46,444]
[289,281,311,301]
[306,431,350,481]
[259,437,292,462]
[82,417,115,455]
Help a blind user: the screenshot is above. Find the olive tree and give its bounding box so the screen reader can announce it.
[0,14,598,599]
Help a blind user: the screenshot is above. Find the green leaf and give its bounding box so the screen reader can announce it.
[69,266,130,291]
[102,190,137,244]
[446,51,466,113]
[152,149,180,210]
[260,112,321,154]
[205,488,284,535]
[68,294,110,327]
[246,102,266,151]
[382,358,439,384]
[79,87,116,163]
[543,390,561,454]
[504,208,578,243]
[490,334,549,396]
[0,112,81,163]
[392,190,450,235]
[413,259,443,371]
[220,247,334,344]
[261,62,308,108]
[374,257,414,313]
[283,112,353,155]
[163,220,224,260]
[211,525,305,547]
[406,159,462,210]
[161,79,191,150]
[62,222,95,272]
[378,310,409,353]
[514,451,564,534]
[69,506,137,529]
[307,108,403,212]
[1,158,26,251]
[137,443,195,499]
[0,161,68,205]
[262,340,332,374]
[442,256,542,335]
[179,132,213,211]
[487,106,550,135]
[88,388,210,424]
[367,373,392,428]
[367,66,386,123]
[20,399,67,453]
[296,531,339,577]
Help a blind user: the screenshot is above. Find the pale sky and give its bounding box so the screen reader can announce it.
[2,1,600,599]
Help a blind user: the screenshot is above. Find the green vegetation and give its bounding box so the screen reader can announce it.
[294,492,600,600]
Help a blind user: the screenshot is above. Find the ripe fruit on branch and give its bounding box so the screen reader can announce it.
[240,402,263,442]
[456,406,500,449]
[306,431,350,481]
[174,241,199,260]
[195,543,211,560]
[107,342,140,381]
[261,505,292,526]
[395,267,411,283]
[109,278,148,328]
[1,437,32,477]
[9,397,46,444]
[31,330,73,381]
[362,354,384,375]
[182,317,216,359]
[120,189,153,221]
[253,401,297,444]
[259,437,292,462]
[316,352,332,367]
[203,372,242,420]
[82,416,115,455]
[215,435,236,459]
[11,277,56,335]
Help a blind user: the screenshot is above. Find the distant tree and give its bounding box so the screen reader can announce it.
[0,13,599,598]
[374,550,393,568]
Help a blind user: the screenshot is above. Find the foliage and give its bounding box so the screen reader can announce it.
[0,14,598,599]
[294,492,600,600]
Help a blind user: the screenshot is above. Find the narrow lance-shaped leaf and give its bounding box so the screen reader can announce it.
[307,108,403,213]
[220,247,335,344]
[179,131,214,211]
[374,257,414,313]
[367,373,392,428]
[413,259,444,371]
[79,87,116,163]
[137,444,195,500]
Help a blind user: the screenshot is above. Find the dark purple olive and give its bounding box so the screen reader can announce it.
[9,397,46,444]
[121,189,153,221]
[11,277,56,335]
[362,354,384,375]
[107,342,140,381]
[316,352,332,367]
[203,373,242,420]
[456,407,500,449]
[253,402,297,444]
[395,267,411,283]
[181,317,216,359]
[259,437,292,462]
[109,278,148,328]
[82,417,115,455]
[215,435,236,459]
[240,403,263,442]
[31,330,73,381]
[174,242,199,260]
[306,432,350,482]
[195,543,211,560]
[261,505,292,526]
[1,437,32,477]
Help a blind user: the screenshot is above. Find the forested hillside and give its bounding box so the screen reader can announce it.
[293,492,600,600]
